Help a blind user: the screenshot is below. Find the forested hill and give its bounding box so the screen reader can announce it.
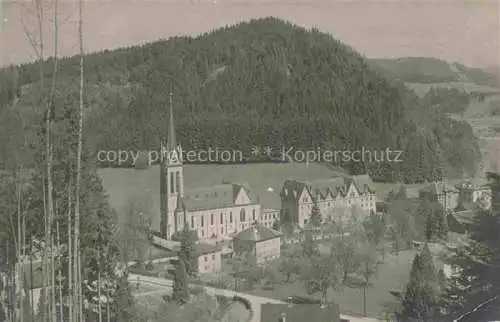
[369,57,499,87]
[0,17,480,183]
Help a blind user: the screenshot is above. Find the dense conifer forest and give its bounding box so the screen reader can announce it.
[0,17,481,183]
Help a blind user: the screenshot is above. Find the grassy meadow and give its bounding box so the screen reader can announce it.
[249,248,418,319]
[404,80,500,172]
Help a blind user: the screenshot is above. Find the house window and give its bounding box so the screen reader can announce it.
[211,214,214,226]
[220,213,224,224]
[201,216,204,227]
[252,209,256,221]
[212,254,216,260]
[202,230,205,237]
[191,216,194,228]
[205,256,208,262]
[230,212,233,223]
[221,227,224,235]
[240,208,246,222]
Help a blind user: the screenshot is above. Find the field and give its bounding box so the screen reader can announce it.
[404,81,500,172]
[405,82,499,98]
[98,162,346,223]
[249,248,417,319]
[98,162,433,228]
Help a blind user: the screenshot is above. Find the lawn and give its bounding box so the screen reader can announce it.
[98,162,346,225]
[248,249,417,319]
[405,82,499,97]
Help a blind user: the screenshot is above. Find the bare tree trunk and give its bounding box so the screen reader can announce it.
[47,0,59,316]
[74,0,85,319]
[67,183,73,322]
[56,222,63,322]
[17,171,23,322]
[97,249,102,322]
[42,177,50,322]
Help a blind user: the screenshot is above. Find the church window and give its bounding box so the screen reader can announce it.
[175,172,180,193]
[220,213,224,224]
[252,209,256,221]
[201,216,204,227]
[170,172,175,194]
[230,212,233,223]
[211,214,214,226]
[240,208,246,222]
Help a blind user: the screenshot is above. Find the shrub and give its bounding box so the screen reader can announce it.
[233,296,252,311]
[189,285,205,295]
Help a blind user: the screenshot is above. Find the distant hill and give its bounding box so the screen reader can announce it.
[0,17,481,183]
[369,57,499,88]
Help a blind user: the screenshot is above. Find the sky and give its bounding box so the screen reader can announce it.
[0,0,499,68]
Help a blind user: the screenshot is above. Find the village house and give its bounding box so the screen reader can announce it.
[260,302,341,322]
[419,181,459,212]
[194,243,222,275]
[260,209,280,229]
[232,224,281,265]
[455,179,491,209]
[155,95,269,243]
[280,175,376,229]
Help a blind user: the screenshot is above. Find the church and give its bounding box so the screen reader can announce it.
[158,94,272,242]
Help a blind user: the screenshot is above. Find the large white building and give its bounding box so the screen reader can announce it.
[158,96,265,242]
[280,175,376,228]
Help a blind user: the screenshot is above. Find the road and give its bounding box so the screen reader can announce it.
[129,273,381,322]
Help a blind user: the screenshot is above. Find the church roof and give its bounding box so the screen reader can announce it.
[233,224,281,242]
[181,183,257,211]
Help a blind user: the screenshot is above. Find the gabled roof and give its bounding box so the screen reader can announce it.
[448,211,476,225]
[281,175,375,201]
[181,183,257,211]
[420,182,459,195]
[233,224,281,242]
[348,174,375,194]
[193,243,222,257]
[261,303,340,322]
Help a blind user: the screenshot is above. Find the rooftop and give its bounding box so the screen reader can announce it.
[233,224,281,242]
[193,242,222,257]
[420,181,459,195]
[261,303,340,322]
[281,174,375,200]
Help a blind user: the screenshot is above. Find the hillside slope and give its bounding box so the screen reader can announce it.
[0,17,481,183]
[369,57,499,88]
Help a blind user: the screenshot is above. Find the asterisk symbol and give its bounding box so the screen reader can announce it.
[251,146,261,156]
[264,146,272,156]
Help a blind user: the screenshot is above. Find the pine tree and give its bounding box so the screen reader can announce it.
[444,174,500,318]
[309,197,322,231]
[302,231,319,259]
[399,247,440,321]
[395,185,407,200]
[178,227,198,277]
[112,273,137,321]
[172,259,189,304]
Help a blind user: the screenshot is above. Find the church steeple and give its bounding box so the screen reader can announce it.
[160,92,184,239]
[166,92,177,154]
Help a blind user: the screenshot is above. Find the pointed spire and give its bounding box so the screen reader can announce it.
[166,92,177,153]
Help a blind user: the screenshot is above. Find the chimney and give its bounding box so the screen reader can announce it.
[279,312,287,322]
